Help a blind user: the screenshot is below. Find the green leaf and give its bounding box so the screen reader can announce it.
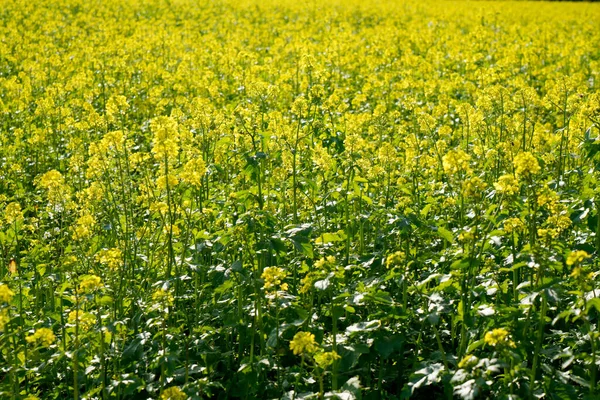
[436,226,454,244]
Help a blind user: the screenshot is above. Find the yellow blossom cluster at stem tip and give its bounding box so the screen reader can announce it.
[73,214,96,240]
[0,310,9,332]
[314,351,341,368]
[458,354,478,370]
[442,149,470,175]
[0,284,15,303]
[566,250,590,266]
[261,266,288,292]
[290,331,319,355]
[152,288,174,306]
[79,275,103,293]
[494,174,520,196]
[160,386,187,400]
[3,202,23,225]
[26,327,56,347]
[513,152,541,177]
[95,248,123,270]
[68,310,96,330]
[484,328,516,348]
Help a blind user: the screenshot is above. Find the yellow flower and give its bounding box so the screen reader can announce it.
[96,248,123,270]
[290,331,319,355]
[180,157,207,188]
[68,310,96,330]
[151,116,179,162]
[484,328,515,347]
[566,250,590,266]
[26,327,56,347]
[462,176,486,198]
[386,251,405,269]
[314,351,341,368]
[0,284,14,303]
[513,152,540,177]
[37,170,69,205]
[79,275,103,293]
[152,288,174,306]
[261,267,288,293]
[160,386,187,400]
[458,354,478,370]
[442,149,470,175]
[38,170,64,190]
[73,214,96,240]
[494,174,520,196]
[503,218,525,234]
[3,202,23,225]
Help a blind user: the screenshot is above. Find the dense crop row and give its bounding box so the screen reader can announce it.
[1,0,600,398]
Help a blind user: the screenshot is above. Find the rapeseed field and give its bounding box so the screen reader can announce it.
[1,0,600,398]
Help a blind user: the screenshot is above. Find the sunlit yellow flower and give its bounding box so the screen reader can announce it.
[73,214,96,240]
[68,310,96,330]
[290,331,318,355]
[0,310,9,332]
[513,152,540,177]
[0,284,14,303]
[442,149,470,175]
[79,275,103,293]
[3,202,23,225]
[503,217,525,234]
[160,386,187,400]
[458,354,478,370]
[261,267,288,292]
[494,174,520,196]
[152,288,174,306]
[484,328,515,347]
[314,351,341,368]
[26,327,56,347]
[96,248,123,270]
[180,157,207,188]
[566,250,590,266]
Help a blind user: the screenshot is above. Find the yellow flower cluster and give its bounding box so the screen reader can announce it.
[160,387,187,400]
[314,351,341,368]
[289,331,318,355]
[68,311,96,330]
[151,116,180,163]
[79,275,103,293]
[261,267,288,293]
[73,214,96,240]
[503,218,525,234]
[180,158,207,188]
[37,170,69,205]
[484,328,515,348]
[494,174,520,196]
[3,202,23,225]
[95,248,123,270]
[566,250,590,266]
[26,328,56,347]
[442,149,470,175]
[152,288,174,306]
[0,284,14,303]
[513,152,540,177]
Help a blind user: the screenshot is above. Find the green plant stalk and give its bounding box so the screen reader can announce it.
[433,324,449,369]
[331,292,338,391]
[530,294,546,398]
[74,294,80,400]
[596,200,600,254]
[160,313,167,395]
[164,155,175,282]
[319,371,324,400]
